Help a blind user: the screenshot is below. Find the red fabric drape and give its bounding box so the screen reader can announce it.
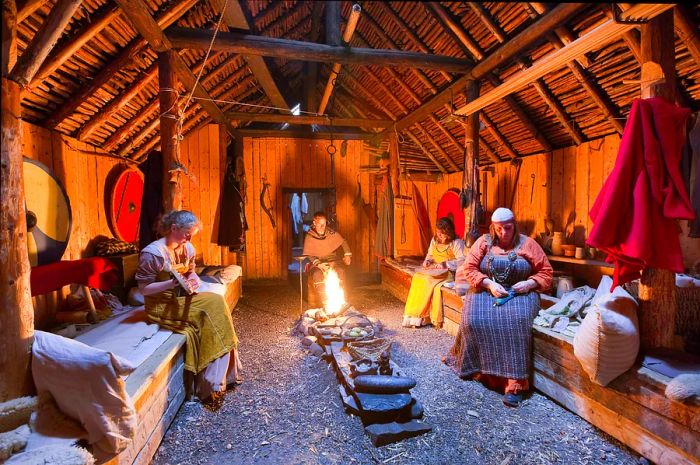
[587,98,695,289]
[30,257,118,296]
[411,183,432,255]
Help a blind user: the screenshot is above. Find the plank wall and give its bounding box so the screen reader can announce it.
[242,138,374,278]
[21,121,123,327]
[395,133,699,270]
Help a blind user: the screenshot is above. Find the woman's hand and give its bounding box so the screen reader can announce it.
[343,255,352,266]
[431,262,447,270]
[423,259,433,268]
[512,279,536,294]
[483,278,508,297]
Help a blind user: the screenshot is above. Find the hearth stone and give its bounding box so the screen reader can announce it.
[302,336,317,347]
[355,392,413,414]
[354,375,417,394]
[309,343,325,357]
[365,421,433,447]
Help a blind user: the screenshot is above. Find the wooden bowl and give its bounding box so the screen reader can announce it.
[561,244,576,257]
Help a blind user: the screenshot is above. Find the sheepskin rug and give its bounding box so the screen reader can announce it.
[0,425,30,461]
[665,373,700,405]
[5,444,94,465]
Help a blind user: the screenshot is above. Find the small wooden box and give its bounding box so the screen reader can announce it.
[105,253,139,301]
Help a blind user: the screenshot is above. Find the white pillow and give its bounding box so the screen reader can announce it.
[31,331,137,455]
[573,276,640,386]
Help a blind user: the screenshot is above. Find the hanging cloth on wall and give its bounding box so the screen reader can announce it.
[411,183,432,254]
[375,175,394,258]
[587,98,695,289]
[138,150,164,250]
[217,154,247,250]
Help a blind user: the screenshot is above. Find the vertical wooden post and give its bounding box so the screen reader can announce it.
[638,10,678,350]
[158,50,182,211]
[388,131,400,198]
[463,79,480,245]
[1,0,34,402]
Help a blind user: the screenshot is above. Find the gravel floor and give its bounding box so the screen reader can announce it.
[151,280,643,465]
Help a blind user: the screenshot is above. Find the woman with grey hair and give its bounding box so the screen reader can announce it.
[135,210,241,406]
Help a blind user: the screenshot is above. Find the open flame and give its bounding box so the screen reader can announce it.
[324,268,346,316]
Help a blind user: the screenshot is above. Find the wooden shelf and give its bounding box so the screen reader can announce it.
[547,255,613,268]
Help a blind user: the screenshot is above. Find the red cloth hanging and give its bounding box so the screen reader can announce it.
[411,183,432,255]
[587,98,695,289]
[30,257,118,296]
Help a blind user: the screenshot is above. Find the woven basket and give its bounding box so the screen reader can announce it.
[347,338,392,362]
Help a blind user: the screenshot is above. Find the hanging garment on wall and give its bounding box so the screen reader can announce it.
[587,98,695,289]
[375,175,394,258]
[411,183,432,255]
[138,150,163,250]
[290,193,309,235]
[217,156,247,250]
[686,112,700,237]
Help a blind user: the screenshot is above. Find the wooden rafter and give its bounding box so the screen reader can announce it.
[16,0,43,23]
[454,4,676,119]
[393,2,586,132]
[373,2,452,83]
[403,131,447,174]
[114,0,232,133]
[45,0,196,128]
[8,0,82,87]
[27,5,121,93]
[532,79,584,145]
[226,112,392,128]
[428,2,554,153]
[166,27,473,73]
[413,122,460,172]
[674,5,700,68]
[210,0,288,110]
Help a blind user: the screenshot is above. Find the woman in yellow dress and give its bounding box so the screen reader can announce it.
[135,210,241,405]
[402,217,465,328]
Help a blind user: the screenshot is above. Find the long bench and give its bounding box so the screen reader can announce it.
[380,260,700,465]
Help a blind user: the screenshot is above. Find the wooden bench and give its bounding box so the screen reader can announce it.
[380,259,700,465]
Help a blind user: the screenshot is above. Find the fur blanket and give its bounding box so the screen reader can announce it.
[665,374,700,405]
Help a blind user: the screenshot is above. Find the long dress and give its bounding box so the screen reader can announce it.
[402,238,465,328]
[447,236,541,383]
[135,238,241,399]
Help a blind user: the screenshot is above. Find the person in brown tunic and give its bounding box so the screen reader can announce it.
[135,210,241,405]
[302,211,352,306]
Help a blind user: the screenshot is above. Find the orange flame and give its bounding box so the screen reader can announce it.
[324,268,346,315]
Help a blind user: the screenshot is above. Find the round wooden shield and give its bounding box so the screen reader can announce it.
[109,168,144,243]
[437,188,465,239]
[22,158,72,266]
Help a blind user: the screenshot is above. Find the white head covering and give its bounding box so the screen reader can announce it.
[491,207,515,223]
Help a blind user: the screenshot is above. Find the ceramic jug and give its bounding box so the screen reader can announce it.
[551,232,564,256]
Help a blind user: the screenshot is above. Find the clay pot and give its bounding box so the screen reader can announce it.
[561,244,576,257]
[551,232,564,256]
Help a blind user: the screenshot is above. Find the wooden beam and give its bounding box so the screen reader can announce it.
[318,4,361,115]
[304,1,323,113]
[674,5,700,72]
[638,10,678,350]
[166,27,473,73]
[532,79,584,145]
[1,76,34,400]
[159,50,181,211]
[404,130,448,174]
[414,122,459,172]
[394,2,586,132]
[430,2,484,60]
[1,1,33,401]
[28,5,121,92]
[45,0,196,128]
[480,112,518,160]
[389,132,400,196]
[226,112,392,128]
[463,79,479,243]
[232,128,377,140]
[2,0,18,75]
[211,0,288,109]
[8,0,82,87]
[374,2,452,82]
[16,0,43,22]
[454,4,676,118]
[114,0,232,132]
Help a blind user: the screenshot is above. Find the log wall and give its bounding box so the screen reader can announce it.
[242,138,374,278]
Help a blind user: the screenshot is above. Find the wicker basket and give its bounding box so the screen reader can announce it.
[347,338,392,362]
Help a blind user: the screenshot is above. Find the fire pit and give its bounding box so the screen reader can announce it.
[296,274,431,446]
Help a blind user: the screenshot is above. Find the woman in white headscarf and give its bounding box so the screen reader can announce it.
[444,208,552,407]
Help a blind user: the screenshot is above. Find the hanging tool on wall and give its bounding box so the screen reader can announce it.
[508,158,523,210]
[260,175,276,228]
